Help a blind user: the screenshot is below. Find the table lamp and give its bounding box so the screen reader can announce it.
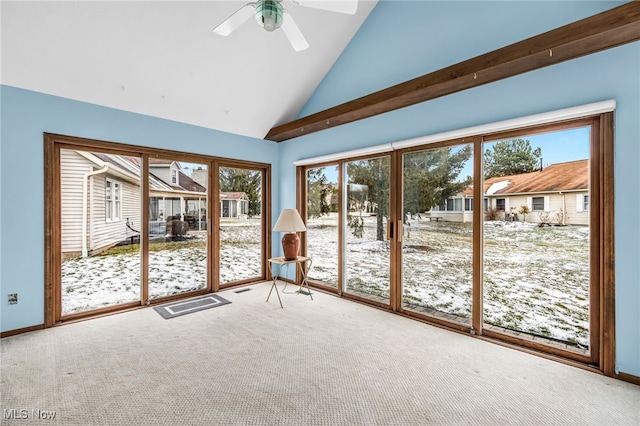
[273,209,306,260]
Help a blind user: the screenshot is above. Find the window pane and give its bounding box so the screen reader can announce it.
[401,144,473,326]
[114,183,121,219]
[219,166,263,284]
[532,196,544,211]
[465,198,473,211]
[60,149,141,315]
[483,129,590,354]
[148,159,207,299]
[344,157,390,303]
[106,180,113,220]
[306,166,339,288]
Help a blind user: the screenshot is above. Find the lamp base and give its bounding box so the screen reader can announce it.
[281,233,300,260]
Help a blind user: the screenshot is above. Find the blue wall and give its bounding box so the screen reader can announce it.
[281,1,640,376]
[0,85,280,332]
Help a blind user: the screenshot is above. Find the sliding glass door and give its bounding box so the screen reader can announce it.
[400,144,474,326]
[298,115,606,366]
[148,158,209,300]
[305,165,340,288]
[59,148,142,316]
[343,156,391,303]
[47,135,271,324]
[219,165,265,285]
[482,127,592,355]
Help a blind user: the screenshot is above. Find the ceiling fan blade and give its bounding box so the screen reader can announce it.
[281,11,309,52]
[213,3,256,36]
[295,0,358,15]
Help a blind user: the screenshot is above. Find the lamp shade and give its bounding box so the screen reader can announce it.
[273,209,306,260]
[273,209,306,233]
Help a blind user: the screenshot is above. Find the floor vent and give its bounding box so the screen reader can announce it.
[234,288,252,294]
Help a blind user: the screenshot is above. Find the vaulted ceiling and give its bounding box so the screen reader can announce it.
[0,0,377,139]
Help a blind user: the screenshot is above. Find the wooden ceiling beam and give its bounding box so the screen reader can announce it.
[265,2,640,142]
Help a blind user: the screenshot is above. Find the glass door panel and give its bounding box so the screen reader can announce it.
[148,159,208,299]
[482,129,591,354]
[305,165,339,288]
[60,148,141,315]
[401,145,474,325]
[344,157,391,303]
[219,166,263,284]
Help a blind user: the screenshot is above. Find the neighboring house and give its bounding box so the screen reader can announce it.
[220,192,249,219]
[61,151,213,257]
[432,160,589,225]
[148,159,208,234]
[60,149,143,258]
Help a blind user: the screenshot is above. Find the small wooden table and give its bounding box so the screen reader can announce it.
[266,256,313,308]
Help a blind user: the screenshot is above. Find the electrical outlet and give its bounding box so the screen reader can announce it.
[8,293,18,305]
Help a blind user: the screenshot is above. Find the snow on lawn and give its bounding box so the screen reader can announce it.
[62,215,590,347]
[62,219,262,315]
[306,214,589,347]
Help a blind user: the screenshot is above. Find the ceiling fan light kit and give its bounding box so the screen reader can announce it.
[213,0,358,52]
[256,0,283,32]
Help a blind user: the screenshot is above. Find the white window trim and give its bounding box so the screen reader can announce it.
[577,193,590,212]
[530,196,546,212]
[576,194,584,212]
[105,178,122,222]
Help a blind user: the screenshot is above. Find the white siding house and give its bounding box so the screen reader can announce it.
[435,160,589,226]
[61,152,258,257]
[60,150,141,257]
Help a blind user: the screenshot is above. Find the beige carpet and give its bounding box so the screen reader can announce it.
[1,282,638,425]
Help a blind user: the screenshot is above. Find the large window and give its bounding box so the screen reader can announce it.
[296,111,614,372]
[148,158,209,300]
[401,144,473,326]
[45,135,270,323]
[344,156,391,304]
[219,165,266,286]
[60,150,141,316]
[483,126,592,357]
[304,165,339,288]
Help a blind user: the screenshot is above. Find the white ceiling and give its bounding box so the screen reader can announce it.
[1,0,376,139]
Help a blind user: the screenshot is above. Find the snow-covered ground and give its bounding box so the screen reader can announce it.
[61,220,262,315]
[306,214,589,347]
[62,215,589,347]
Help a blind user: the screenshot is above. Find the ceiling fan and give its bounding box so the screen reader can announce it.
[213,0,358,52]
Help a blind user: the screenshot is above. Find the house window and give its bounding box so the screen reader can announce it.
[105,178,121,221]
[464,198,473,211]
[532,196,545,211]
[583,195,590,211]
[495,198,505,211]
[171,168,178,185]
[444,198,463,211]
[446,199,454,211]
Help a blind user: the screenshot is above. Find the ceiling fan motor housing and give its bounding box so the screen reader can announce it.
[256,0,283,32]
